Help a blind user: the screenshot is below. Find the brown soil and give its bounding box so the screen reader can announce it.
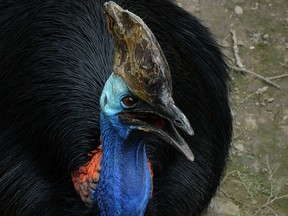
[176,0,288,215]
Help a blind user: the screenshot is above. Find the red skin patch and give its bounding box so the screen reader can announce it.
[148,160,153,178]
[71,139,154,206]
[71,145,102,207]
[72,145,102,190]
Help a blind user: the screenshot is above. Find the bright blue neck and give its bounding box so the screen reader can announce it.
[94,112,151,216]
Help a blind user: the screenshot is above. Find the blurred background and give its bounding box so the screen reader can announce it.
[175,0,288,215]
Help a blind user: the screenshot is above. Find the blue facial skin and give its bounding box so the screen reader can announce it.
[94,74,151,216]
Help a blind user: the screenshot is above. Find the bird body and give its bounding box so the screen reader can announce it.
[0,0,232,215]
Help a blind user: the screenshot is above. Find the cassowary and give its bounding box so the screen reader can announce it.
[0,0,232,216]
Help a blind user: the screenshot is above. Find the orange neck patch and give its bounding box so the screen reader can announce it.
[71,145,102,207]
[71,142,154,207]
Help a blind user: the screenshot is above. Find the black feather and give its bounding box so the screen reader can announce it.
[0,0,232,215]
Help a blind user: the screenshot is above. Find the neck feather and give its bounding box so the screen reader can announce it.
[94,113,151,216]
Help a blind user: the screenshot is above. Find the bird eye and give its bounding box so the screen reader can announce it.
[121,96,138,109]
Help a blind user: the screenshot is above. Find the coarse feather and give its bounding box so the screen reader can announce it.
[0,0,232,215]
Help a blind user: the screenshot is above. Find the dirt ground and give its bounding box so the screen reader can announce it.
[175,0,288,215]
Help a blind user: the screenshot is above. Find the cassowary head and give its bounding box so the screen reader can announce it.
[72,2,194,215]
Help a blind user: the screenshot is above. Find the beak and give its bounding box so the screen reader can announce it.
[119,102,194,162]
[157,102,194,136]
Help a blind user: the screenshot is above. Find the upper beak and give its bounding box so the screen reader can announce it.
[119,102,194,162]
[157,102,194,136]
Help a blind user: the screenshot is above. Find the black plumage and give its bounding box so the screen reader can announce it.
[0,0,232,215]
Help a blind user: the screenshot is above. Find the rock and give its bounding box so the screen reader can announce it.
[250,32,261,42]
[238,40,245,46]
[235,143,245,152]
[266,98,275,103]
[256,86,268,94]
[250,2,259,11]
[206,198,240,216]
[177,2,183,8]
[263,34,269,40]
[235,6,243,15]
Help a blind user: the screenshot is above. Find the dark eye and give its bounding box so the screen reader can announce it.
[121,96,138,109]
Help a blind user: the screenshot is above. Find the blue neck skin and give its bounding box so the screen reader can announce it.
[94,112,151,216]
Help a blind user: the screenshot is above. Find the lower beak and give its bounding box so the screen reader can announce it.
[118,105,194,162]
